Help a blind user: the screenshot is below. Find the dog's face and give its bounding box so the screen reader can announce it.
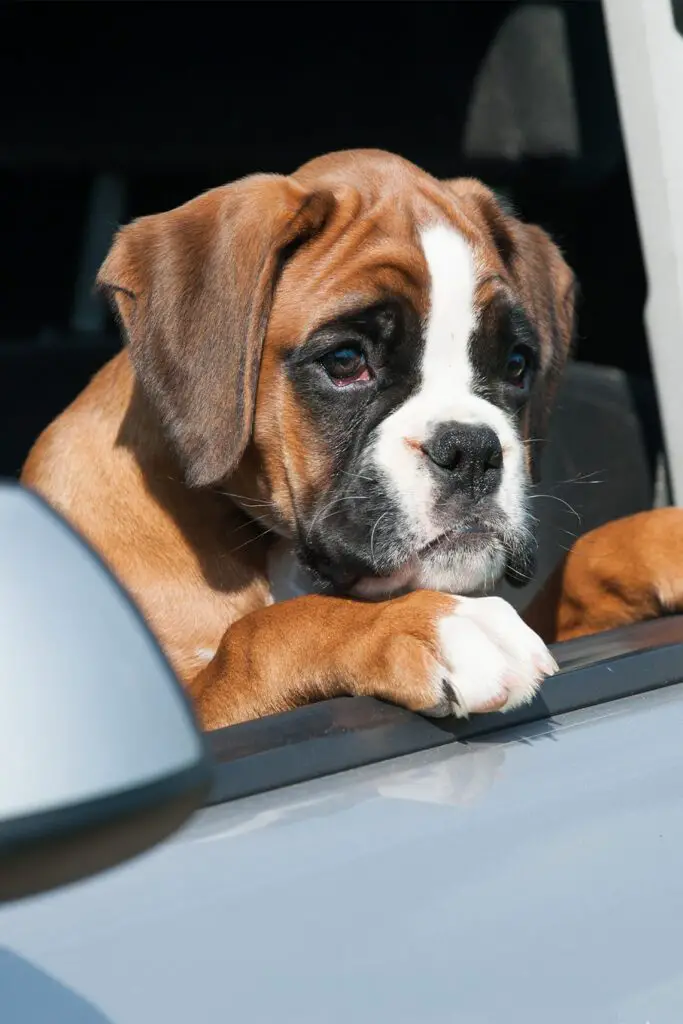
[99,150,575,598]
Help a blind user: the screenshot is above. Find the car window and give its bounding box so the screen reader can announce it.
[1,1,674,799]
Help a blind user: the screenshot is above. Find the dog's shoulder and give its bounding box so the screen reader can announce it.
[22,351,135,498]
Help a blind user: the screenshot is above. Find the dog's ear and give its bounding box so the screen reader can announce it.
[441,180,577,484]
[97,176,334,487]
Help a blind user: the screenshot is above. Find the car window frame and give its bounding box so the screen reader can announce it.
[205,614,683,806]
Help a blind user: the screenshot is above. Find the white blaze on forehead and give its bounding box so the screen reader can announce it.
[371,222,481,533]
[419,222,479,400]
[369,220,527,558]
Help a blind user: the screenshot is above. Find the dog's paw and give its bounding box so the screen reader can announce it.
[423,595,558,718]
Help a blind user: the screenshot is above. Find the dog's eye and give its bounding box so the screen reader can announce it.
[321,346,371,386]
[505,346,530,388]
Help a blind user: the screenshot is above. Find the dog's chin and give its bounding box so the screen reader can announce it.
[349,533,509,601]
[350,562,419,600]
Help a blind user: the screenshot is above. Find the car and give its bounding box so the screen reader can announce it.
[3,481,683,1022]
[2,1,683,1022]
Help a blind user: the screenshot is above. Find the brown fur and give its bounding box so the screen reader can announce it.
[23,148,662,731]
[524,508,683,642]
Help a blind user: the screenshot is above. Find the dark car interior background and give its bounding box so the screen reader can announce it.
[0,0,663,613]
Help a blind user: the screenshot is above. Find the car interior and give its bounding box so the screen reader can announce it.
[3,1,681,799]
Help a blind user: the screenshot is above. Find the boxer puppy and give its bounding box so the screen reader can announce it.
[22,149,583,729]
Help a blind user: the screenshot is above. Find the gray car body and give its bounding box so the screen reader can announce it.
[1,680,683,1024]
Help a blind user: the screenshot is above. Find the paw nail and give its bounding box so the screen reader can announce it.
[535,655,558,677]
[442,678,462,711]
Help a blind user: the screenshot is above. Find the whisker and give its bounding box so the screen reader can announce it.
[306,494,370,542]
[229,527,277,556]
[215,489,277,507]
[315,496,371,530]
[370,511,390,567]
[527,492,582,524]
[227,512,274,536]
[554,469,605,486]
[338,469,376,484]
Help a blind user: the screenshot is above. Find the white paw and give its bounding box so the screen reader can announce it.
[426,596,558,719]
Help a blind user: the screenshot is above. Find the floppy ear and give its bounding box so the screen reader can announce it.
[97,176,334,487]
[441,179,577,484]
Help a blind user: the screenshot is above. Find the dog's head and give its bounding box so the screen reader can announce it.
[99,150,575,598]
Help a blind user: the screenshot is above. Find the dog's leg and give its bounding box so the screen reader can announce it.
[524,507,683,643]
[190,591,558,730]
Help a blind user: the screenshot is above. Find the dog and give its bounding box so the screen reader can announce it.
[22,149,680,731]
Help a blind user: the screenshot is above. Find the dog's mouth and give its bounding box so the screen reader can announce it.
[299,525,506,600]
[351,529,502,599]
[415,527,495,557]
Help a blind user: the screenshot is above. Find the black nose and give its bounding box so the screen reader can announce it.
[422,422,503,498]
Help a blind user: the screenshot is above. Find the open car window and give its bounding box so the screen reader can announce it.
[2,0,680,814]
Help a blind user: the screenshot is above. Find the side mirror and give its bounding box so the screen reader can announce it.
[0,483,212,903]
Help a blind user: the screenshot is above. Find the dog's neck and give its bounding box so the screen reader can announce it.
[267,539,323,603]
